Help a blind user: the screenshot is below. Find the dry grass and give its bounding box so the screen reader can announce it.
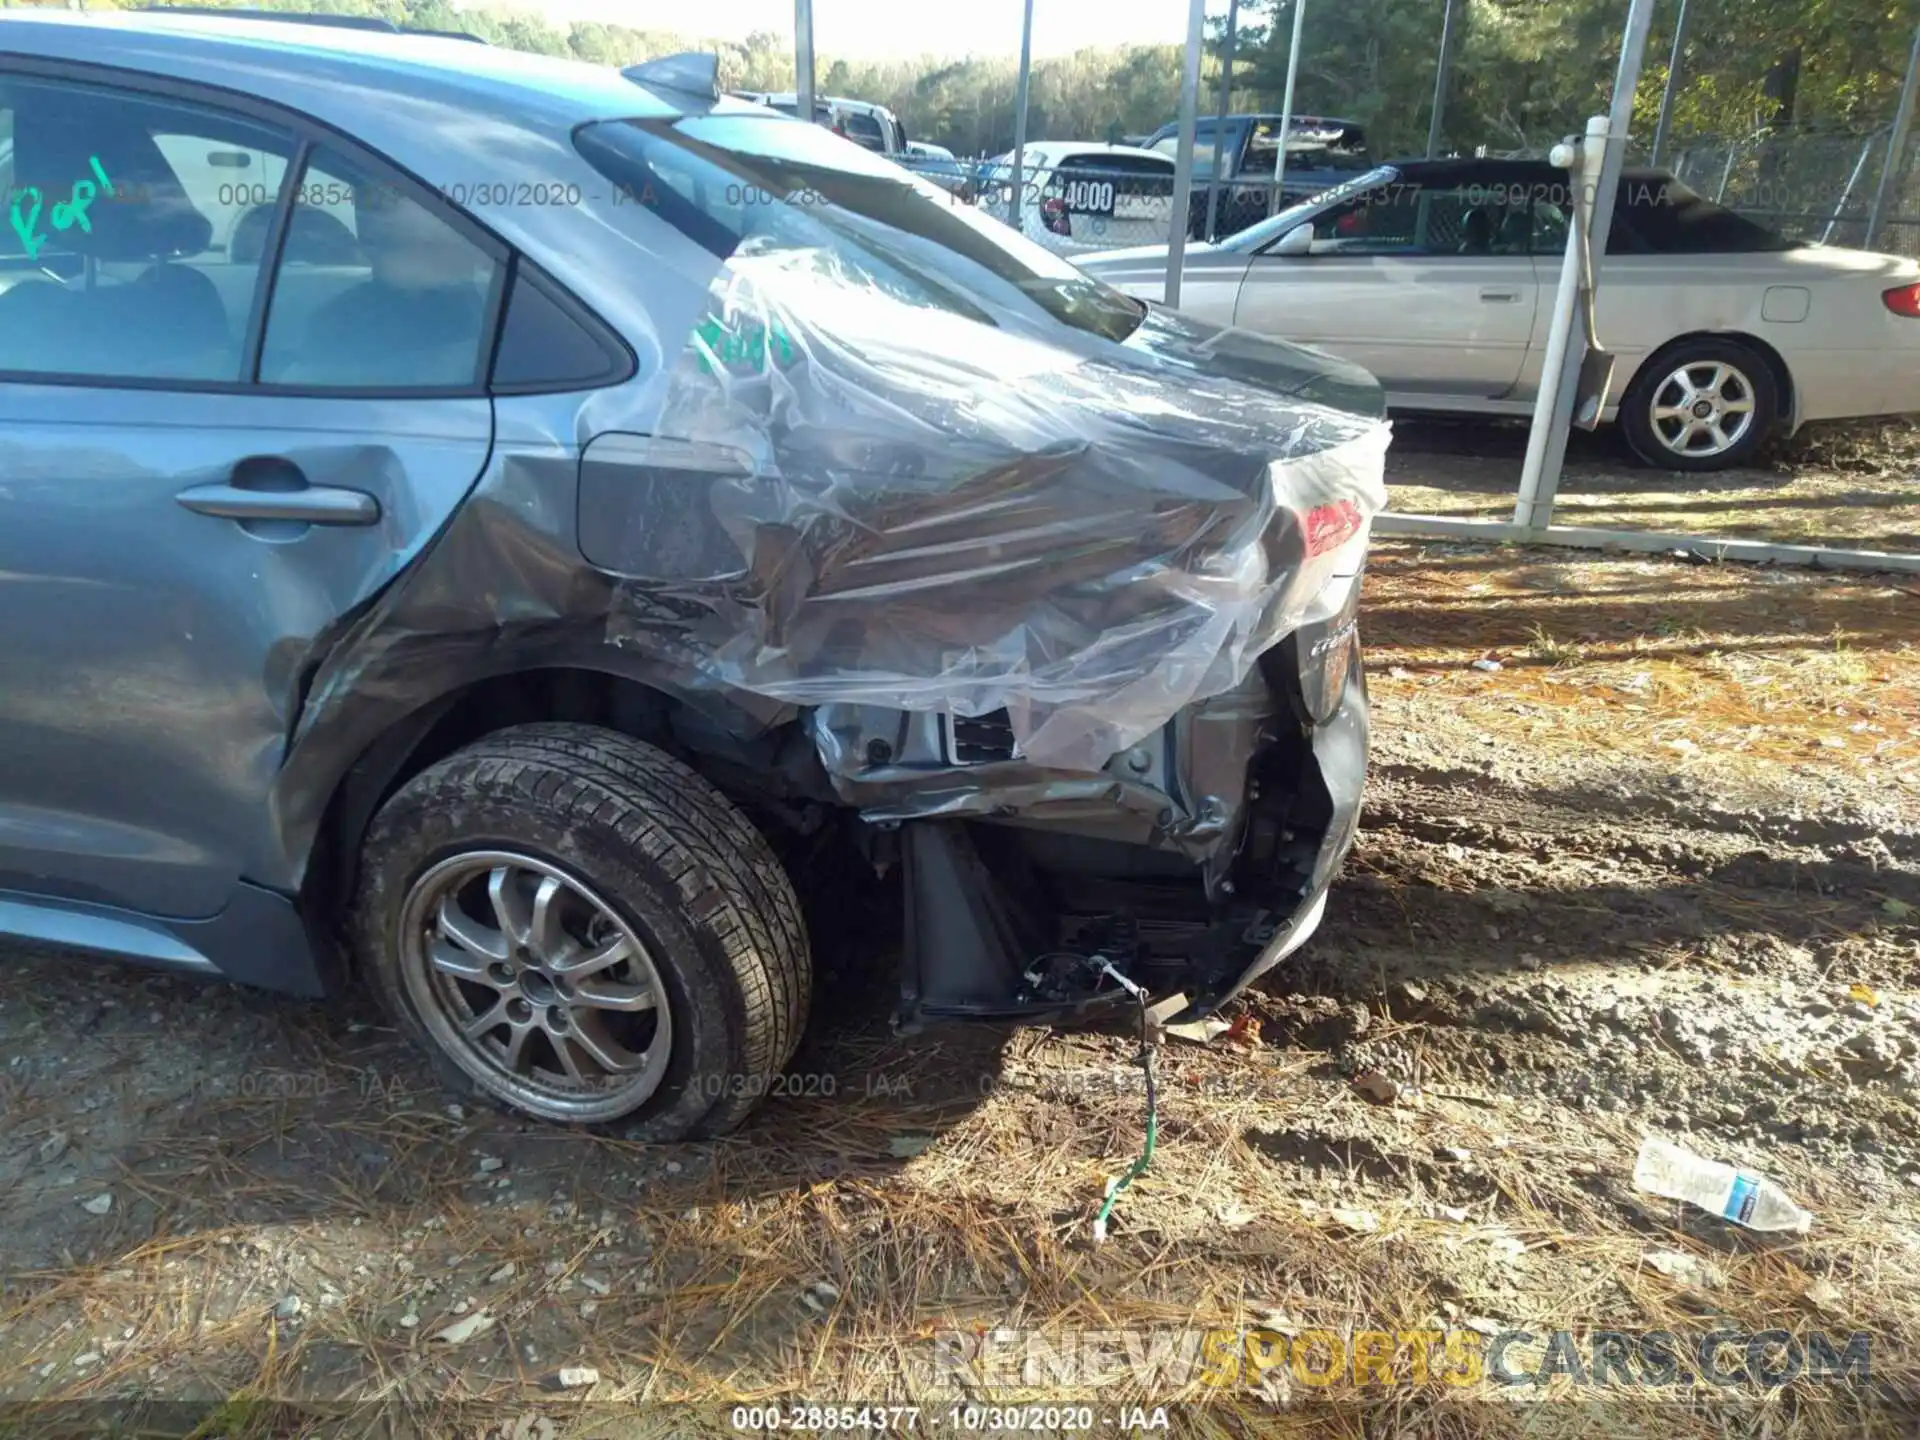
[0,1021,1912,1436]
[1360,538,1920,806]
[3,542,1919,1438]
[1387,416,1920,553]
[6,1020,1917,1437]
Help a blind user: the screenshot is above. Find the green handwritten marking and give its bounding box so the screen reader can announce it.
[692,312,800,376]
[10,187,42,260]
[11,155,114,260]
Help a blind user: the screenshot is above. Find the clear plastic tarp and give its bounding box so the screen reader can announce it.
[581,114,1390,773]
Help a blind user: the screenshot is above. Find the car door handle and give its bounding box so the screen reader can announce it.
[176,478,380,526]
[1479,288,1522,303]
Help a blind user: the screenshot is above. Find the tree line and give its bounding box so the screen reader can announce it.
[41,0,1920,161]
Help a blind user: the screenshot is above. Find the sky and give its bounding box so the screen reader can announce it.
[520,0,1197,60]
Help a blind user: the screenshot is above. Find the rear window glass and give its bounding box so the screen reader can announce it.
[835,111,886,151]
[1612,176,1797,253]
[574,115,1146,345]
[1061,153,1173,179]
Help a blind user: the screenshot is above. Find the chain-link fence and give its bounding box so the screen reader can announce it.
[1658,129,1920,257]
[901,138,1919,260]
[895,149,1364,254]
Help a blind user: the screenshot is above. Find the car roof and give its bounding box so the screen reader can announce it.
[0,10,699,121]
[1021,141,1170,162]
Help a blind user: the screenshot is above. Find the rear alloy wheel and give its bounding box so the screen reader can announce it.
[1621,340,1777,472]
[353,724,810,1140]
[397,850,674,1122]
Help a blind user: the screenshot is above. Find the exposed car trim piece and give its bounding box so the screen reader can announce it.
[0,883,324,996]
[0,892,219,974]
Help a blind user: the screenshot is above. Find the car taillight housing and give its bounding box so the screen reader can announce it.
[1884,283,1920,317]
[1040,196,1072,236]
[1303,499,1365,557]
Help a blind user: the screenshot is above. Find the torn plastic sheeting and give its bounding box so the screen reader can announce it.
[599,261,1390,773]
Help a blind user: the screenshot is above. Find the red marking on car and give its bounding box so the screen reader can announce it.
[1884,284,1920,318]
[1304,499,1364,556]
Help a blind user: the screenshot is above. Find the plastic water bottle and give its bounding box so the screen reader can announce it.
[1633,1137,1812,1233]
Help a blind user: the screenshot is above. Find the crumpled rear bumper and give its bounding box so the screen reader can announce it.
[1210,655,1367,1007]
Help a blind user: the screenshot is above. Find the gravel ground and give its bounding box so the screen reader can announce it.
[1,531,1917,1439]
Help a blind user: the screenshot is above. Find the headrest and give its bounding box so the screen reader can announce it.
[10,93,213,261]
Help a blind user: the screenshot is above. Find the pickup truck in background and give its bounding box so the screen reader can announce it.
[1142,113,1372,240]
[731,91,908,158]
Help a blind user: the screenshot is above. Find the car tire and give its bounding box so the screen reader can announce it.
[352,723,810,1141]
[1620,338,1778,472]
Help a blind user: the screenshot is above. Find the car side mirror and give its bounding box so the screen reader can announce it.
[1269,225,1313,257]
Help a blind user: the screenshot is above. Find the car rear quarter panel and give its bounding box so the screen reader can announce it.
[1780,250,1920,423]
[1598,249,1920,427]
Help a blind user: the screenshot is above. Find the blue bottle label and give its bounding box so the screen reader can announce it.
[1725,1173,1758,1224]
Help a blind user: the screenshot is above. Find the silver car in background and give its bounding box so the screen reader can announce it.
[1082,158,1920,470]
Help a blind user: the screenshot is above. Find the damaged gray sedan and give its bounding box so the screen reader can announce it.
[0,12,1390,1138]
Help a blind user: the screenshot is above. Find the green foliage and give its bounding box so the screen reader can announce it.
[50,0,1920,157]
[1223,0,1917,159]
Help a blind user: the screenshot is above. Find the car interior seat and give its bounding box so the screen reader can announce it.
[231,200,362,266]
[1457,207,1495,255]
[1495,207,1532,254]
[3,93,236,379]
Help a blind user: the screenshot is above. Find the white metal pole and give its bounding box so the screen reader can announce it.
[1164,0,1207,307]
[1010,0,1035,228]
[794,0,815,128]
[1866,24,1920,251]
[1268,0,1306,216]
[1513,118,1608,530]
[1514,0,1658,530]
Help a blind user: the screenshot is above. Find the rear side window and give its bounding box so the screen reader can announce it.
[1303,182,1530,256]
[1151,127,1228,177]
[1609,176,1797,254]
[0,74,296,383]
[835,111,887,152]
[490,259,631,392]
[1052,153,1174,215]
[1060,153,1173,179]
[257,146,503,389]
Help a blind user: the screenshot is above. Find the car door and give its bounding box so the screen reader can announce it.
[1232,176,1540,397]
[0,71,500,920]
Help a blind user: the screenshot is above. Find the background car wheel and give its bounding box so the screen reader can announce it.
[1620,338,1778,472]
[353,723,810,1140]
